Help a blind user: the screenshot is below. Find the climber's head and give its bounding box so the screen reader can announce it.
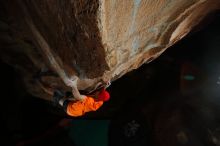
[97,88,110,102]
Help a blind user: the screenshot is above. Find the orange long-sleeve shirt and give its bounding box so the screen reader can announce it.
[66,96,103,117]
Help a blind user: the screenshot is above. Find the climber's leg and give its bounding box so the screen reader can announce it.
[52,90,65,105]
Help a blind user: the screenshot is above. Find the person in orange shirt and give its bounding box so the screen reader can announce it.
[53,88,110,117]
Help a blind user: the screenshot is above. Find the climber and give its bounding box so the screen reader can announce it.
[52,87,110,117]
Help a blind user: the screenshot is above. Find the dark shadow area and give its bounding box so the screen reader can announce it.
[0,10,220,146]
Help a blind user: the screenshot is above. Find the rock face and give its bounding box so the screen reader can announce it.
[0,0,220,100]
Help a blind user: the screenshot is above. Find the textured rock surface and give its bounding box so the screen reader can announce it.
[0,0,220,100]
